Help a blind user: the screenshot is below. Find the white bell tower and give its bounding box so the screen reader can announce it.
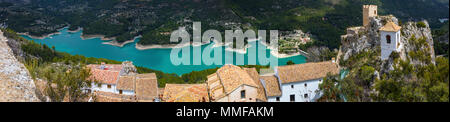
[380,21,402,60]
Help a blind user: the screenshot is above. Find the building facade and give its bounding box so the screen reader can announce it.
[87,62,122,94]
[206,65,266,102]
[274,79,322,102]
[87,62,160,101]
[266,61,339,102]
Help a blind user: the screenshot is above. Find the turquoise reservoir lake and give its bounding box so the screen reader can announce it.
[22,28,306,75]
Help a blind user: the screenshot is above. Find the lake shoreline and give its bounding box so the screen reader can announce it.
[102,35,141,47]
[211,38,260,54]
[16,27,303,58]
[135,41,210,50]
[258,41,302,58]
[20,29,307,75]
[80,34,116,41]
[75,28,142,47]
[17,31,61,40]
[17,26,70,39]
[67,27,82,33]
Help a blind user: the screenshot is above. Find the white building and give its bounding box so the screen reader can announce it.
[380,21,402,60]
[206,65,267,102]
[263,61,339,102]
[86,63,123,94]
[86,62,159,101]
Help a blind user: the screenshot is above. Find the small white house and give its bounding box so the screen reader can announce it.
[380,21,402,60]
[265,61,339,102]
[87,63,123,94]
[206,65,267,102]
[86,62,159,101]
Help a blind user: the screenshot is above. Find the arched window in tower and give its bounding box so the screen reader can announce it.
[386,35,391,44]
[374,10,377,15]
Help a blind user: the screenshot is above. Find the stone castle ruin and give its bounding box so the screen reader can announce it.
[363,5,378,27]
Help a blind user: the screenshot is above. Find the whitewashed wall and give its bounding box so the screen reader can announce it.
[269,79,322,102]
[381,31,401,60]
[89,82,135,95]
[90,82,117,93]
[216,85,258,102]
[121,90,134,95]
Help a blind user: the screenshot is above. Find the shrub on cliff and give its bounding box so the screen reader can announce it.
[416,21,427,28]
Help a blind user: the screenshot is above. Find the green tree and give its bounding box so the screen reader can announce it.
[358,66,375,88]
[374,56,449,102]
[318,73,344,102]
[41,64,92,102]
[416,21,427,28]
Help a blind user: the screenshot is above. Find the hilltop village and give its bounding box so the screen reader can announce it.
[1,5,446,102]
[81,5,423,102]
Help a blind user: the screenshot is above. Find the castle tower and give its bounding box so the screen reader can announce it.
[379,21,402,60]
[363,5,378,26]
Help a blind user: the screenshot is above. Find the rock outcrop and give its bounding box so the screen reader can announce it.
[401,21,435,62]
[120,61,137,76]
[337,15,436,73]
[339,15,399,62]
[0,30,39,102]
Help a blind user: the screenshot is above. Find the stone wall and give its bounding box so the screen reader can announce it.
[363,5,378,26]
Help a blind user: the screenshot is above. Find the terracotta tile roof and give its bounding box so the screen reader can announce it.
[136,73,157,79]
[261,76,282,97]
[380,21,402,32]
[88,69,120,84]
[216,65,258,94]
[87,63,160,101]
[135,73,158,100]
[206,73,226,99]
[206,65,264,101]
[243,68,259,82]
[207,73,217,79]
[158,88,165,96]
[277,61,339,84]
[93,91,136,102]
[206,73,219,85]
[244,68,267,102]
[163,84,209,102]
[87,64,123,84]
[116,76,135,91]
[260,68,275,76]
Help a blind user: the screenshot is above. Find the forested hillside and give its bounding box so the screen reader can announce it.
[0,0,448,49]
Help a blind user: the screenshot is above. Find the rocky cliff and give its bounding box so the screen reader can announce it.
[337,15,436,73]
[0,30,39,102]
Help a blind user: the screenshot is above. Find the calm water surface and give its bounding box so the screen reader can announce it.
[22,28,307,75]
